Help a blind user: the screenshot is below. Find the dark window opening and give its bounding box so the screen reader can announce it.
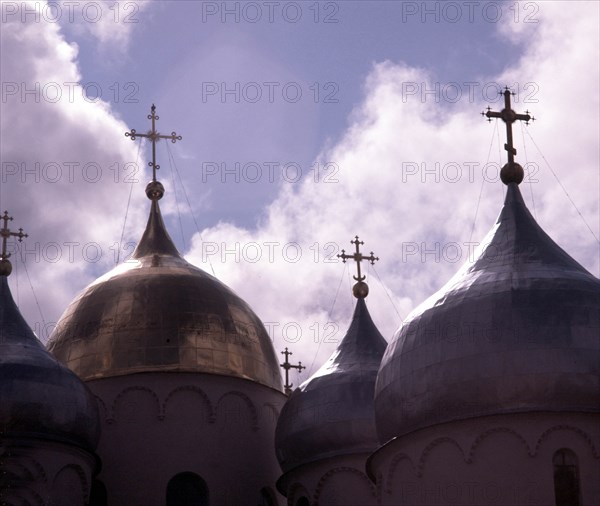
[89,480,107,506]
[166,472,209,506]
[295,497,310,506]
[553,448,580,506]
[259,486,277,506]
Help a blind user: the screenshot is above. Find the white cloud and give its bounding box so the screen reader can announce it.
[53,0,150,51]
[185,1,599,381]
[1,1,597,390]
[1,0,147,339]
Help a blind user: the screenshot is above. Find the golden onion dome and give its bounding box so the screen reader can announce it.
[48,195,283,391]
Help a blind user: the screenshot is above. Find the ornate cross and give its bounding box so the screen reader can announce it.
[1,211,28,262]
[1,211,28,276]
[337,236,379,282]
[482,87,534,167]
[125,104,182,182]
[280,347,305,395]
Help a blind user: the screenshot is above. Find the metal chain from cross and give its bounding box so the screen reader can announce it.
[280,347,305,395]
[125,104,183,182]
[482,87,535,168]
[0,211,28,276]
[337,236,379,282]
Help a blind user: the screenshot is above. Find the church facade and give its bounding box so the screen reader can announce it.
[1,96,599,506]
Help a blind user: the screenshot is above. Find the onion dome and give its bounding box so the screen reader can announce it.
[47,186,282,391]
[275,237,387,472]
[0,214,99,451]
[375,183,600,443]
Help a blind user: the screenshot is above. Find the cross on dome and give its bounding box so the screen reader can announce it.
[125,104,183,198]
[280,347,305,395]
[482,87,535,185]
[0,210,28,277]
[337,236,378,299]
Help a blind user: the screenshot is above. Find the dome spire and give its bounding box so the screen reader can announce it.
[337,235,379,299]
[0,210,28,277]
[125,104,183,199]
[482,86,535,185]
[124,105,184,259]
[275,236,386,473]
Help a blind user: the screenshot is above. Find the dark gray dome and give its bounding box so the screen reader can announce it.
[375,183,600,443]
[0,276,100,451]
[275,298,387,472]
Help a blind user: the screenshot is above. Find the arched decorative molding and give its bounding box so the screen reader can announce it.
[216,390,259,431]
[468,426,533,462]
[417,436,467,477]
[110,385,161,422]
[162,385,215,423]
[534,424,600,459]
[385,452,416,494]
[313,466,376,505]
[94,394,110,423]
[1,485,45,506]
[2,453,48,483]
[52,463,89,504]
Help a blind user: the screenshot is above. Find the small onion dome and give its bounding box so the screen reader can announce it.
[275,298,387,472]
[48,199,282,391]
[375,183,600,443]
[0,276,99,451]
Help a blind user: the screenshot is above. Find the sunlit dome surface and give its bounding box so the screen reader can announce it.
[48,199,283,391]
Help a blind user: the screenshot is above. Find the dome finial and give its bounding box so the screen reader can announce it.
[125,104,183,199]
[279,347,306,395]
[337,236,379,298]
[0,211,28,277]
[481,86,535,185]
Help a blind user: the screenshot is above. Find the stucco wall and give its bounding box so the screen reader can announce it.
[369,412,600,506]
[87,372,287,506]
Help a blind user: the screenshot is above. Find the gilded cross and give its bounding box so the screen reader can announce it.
[280,347,305,395]
[125,104,182,182]
[337,236,378,282]
[1,211,28,269]
[482,87,534,167]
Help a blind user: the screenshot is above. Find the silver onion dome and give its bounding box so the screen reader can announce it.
[0,276,100,451]
[275,298,387,472]
[375,183,600,443]
[47,199,283,391]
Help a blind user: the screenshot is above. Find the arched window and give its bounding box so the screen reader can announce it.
[166,472,209,506]
[89,480,107,506]
[553,449,580,506]
[259,487,277,506]
[295,497,310,506]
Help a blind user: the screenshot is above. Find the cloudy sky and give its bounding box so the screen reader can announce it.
[1,0,598,382]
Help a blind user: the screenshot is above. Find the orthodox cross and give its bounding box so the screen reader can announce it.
[337,236,379,282]
[1,211,27,276]
[1,211,28,262]
[280,347,305,395]
[125,104,182,182]
[482,87,534,167]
